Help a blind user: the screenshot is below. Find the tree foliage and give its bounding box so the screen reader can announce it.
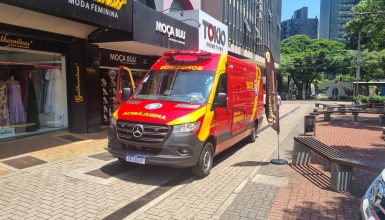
[344,0,385,51]
[280,35,354,99]
[360,49,385,81]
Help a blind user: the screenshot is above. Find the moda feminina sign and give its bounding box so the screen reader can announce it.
[2,0,132,31]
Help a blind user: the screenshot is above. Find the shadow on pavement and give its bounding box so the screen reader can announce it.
[232,161,270,167]
[290,164,330,190]
[0,128,108,160]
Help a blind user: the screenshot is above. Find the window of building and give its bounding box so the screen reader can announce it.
[0,47,68,140]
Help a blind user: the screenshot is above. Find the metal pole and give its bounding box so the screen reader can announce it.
[270,133,288,165]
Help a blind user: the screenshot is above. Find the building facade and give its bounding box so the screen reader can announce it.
[0,0,198,141]
[319,0,358,41]
[281,7,318,40]
[0,0,282,141]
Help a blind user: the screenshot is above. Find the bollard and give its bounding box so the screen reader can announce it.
[382,127,385,140]
[304,115,316,136]
[380,115,385,126]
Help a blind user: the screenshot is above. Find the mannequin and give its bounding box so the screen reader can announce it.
[7,75,26,124]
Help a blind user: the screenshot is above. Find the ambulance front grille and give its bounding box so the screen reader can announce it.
[116,120,171,145]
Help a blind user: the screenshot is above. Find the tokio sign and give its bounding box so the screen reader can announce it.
[176,10,228,54]
[202,20,227,53]
[2,0,132,31]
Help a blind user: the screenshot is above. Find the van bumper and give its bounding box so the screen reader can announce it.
[107,126,204,168]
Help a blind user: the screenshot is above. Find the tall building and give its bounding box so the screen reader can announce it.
[319,0,358,41]
[281,7,318,40]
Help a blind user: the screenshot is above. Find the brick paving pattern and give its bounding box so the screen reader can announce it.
[221,182,278,220]
[268,111,384,220]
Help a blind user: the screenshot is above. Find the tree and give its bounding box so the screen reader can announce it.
[280,35,354,99]
[360,50,385,81]
[344,0,385,51]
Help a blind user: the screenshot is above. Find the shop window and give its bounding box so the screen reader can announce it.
[0,47,67,139]
[100,67,146,125]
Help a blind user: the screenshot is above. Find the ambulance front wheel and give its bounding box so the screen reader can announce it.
[118,158,128,164]
[192,142,214,178]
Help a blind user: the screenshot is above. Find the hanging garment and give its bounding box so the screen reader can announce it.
[44,69,56,114]
[7,79,26,124]
[32,69,44,112]
[15,70,29,109]
[26,77,40,132]
[0,81,10,126]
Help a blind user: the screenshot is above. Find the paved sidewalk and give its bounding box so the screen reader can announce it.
[1,101,382,220]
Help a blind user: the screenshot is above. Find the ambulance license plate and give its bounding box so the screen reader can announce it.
[126,154,145,164]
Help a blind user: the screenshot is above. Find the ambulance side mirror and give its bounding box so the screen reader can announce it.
[122,88,132,101]
[213,92,227,108]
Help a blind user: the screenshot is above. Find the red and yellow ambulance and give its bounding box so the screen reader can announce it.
[108,50,264,177]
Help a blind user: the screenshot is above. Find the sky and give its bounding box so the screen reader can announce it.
[281,0,320,21]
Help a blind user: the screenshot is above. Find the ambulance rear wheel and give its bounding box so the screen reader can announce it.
[247,123,257,143]
[192,142,214,178]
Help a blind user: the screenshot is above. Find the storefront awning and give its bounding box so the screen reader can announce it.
[0,3,97,39]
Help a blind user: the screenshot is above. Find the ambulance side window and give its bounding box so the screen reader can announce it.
[214,73,228,108]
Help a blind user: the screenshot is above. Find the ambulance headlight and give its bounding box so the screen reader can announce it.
[173,122,200,133]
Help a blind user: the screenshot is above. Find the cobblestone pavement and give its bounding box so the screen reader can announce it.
[1,101,349,220]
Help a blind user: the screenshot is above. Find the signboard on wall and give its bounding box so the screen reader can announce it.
[199,10,228,54]
[132,2,198,51]
[2,0,133,31]
[99,48,158,69]
[168,10,228,54]
[0,31,67,53]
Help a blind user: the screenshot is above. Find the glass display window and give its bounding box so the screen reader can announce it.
[100,67,147,125]
[0,47,68,140]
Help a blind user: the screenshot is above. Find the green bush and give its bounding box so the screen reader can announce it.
[339,96,354,101]
[368,95,385,103]
[354,95,385,103]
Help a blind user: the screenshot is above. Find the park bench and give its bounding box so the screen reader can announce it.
[316,109,383,122]
[292,136,385,192]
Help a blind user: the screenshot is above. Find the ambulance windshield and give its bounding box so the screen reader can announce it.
[134,70,215,104]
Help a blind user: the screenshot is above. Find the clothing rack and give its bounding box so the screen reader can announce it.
[0,61,61,70]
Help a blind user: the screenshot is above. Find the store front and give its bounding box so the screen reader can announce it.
[0,0,134,137]
[0,26,73,140]
[1,1,199,139]
[98,48,158,125]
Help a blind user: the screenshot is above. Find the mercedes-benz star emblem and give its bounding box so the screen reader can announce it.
[132,124,144,138]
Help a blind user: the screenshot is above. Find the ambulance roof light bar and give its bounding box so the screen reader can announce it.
[165,50,211,64]
[164,50,211,57]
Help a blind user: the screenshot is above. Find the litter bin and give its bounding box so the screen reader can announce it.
[304,115,316,136]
